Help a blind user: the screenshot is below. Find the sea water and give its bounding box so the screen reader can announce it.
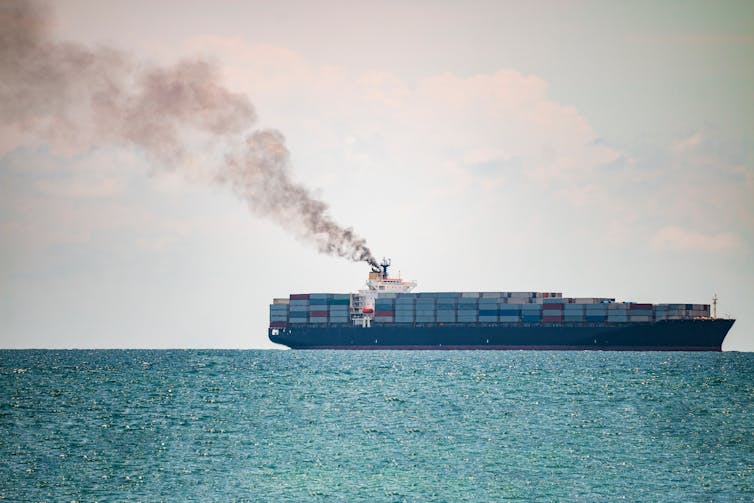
[1,350,752,501]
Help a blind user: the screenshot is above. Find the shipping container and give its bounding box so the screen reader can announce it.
[328,298,350,305]
[629,303,653,310]
[272,298,290,305]
[290,294,310,300]
[521,304,543,311]
[542,316,563,322]
[270,321,287,328]
[542,303,564,310]
[564,305,585,312]
[543,298,567,304]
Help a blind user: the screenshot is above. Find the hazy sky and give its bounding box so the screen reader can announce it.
[1,1,753,350]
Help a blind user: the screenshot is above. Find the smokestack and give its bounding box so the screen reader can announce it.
[0,1,378,267]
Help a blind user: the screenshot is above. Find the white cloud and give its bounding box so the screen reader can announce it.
[671,132,703,155]
[187,38,620,196]
[650,226,743,253]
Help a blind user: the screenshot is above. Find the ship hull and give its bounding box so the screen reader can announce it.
[269,319,734,351]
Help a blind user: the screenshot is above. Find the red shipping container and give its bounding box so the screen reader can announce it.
[270,321,287,327]
[375,310,395,316]
[630,303,653,310]
[310,310,328,317]
[542,316,563,322]
[544,304,564,310]
[290,294,310,300]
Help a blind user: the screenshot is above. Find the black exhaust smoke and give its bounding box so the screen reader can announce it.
[0,1,378,267]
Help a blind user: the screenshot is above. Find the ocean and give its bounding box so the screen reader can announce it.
[1,350,752,501]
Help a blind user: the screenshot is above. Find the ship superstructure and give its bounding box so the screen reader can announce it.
[353,259,417,327]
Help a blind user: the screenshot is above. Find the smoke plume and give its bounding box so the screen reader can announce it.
[0,1,378,268]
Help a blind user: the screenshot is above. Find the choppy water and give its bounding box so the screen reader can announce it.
[1,350,752,501]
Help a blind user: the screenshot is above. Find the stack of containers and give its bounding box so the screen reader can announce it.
[458,297,479,322]
[521,304,542,322]
[655,304,710,319]
[308,293,330,323]
[269,300,289,327]
[661,304,686,320]
[499,303,521,322]
[478,295,499,322]
[654,304,669,321]
[628,303,654,322]
[607,303,629,322]
[415,296,436,322]
[374,296,395,323]
[564,303,585,322]
[288,294,310,323]
[436,294,457,322]
[585,302,608,322]
[542,298,565,322]
[395,294,415,323]
[329,294,351,324]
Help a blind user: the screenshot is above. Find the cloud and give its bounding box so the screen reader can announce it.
[671,132,703,156]
[190,37,621,192]
[650,226,743,253]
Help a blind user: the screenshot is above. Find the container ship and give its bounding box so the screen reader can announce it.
[268,260,734,351]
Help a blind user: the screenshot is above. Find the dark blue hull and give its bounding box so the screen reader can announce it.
[269,319,734,350]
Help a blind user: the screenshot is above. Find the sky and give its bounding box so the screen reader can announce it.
[1,0,753,350]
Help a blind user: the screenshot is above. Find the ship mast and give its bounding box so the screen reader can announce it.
[712,293,718,319]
